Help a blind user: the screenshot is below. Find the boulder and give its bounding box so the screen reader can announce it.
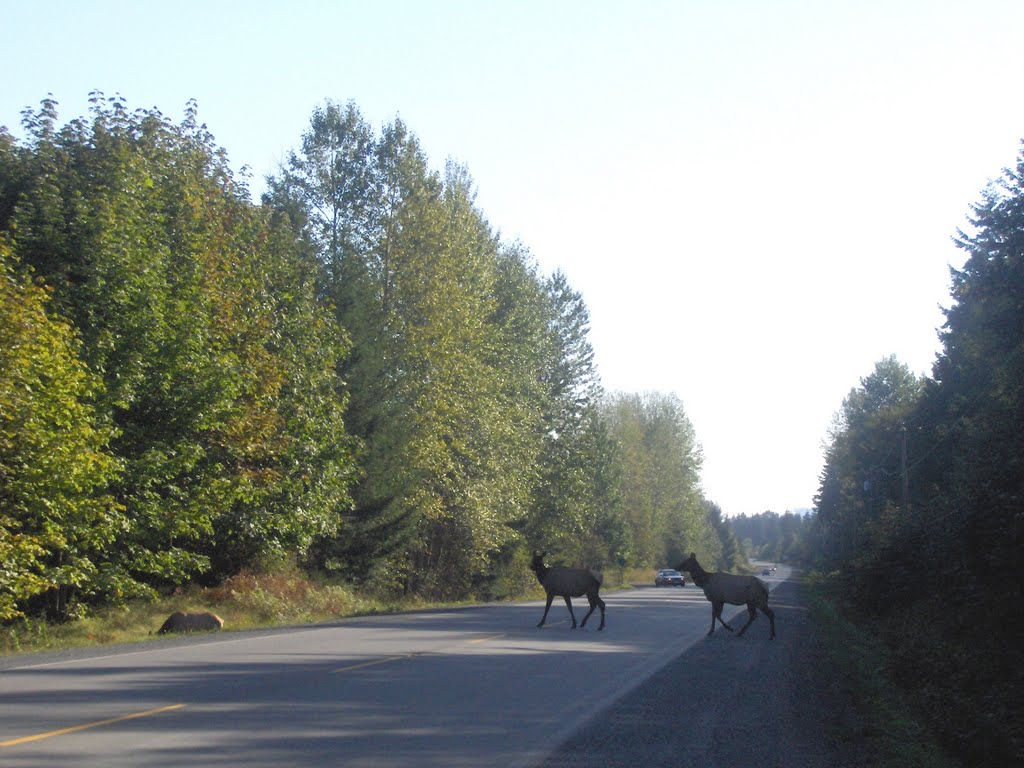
[158,610,224,634]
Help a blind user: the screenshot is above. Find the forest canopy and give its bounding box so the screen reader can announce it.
[0,95,729,620]
[807,144,1024,767]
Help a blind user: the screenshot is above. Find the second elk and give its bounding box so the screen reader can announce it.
[675,552,775,639]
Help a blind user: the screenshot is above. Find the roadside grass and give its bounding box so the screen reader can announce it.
[1,566,648,657]
[0,571,394,656]
[805,571,961,768]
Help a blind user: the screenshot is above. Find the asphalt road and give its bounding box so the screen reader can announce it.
[0,568,793,767]
[539,570,866,768]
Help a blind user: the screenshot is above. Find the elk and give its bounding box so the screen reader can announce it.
[675,552,775,639]
[529,551,605,630]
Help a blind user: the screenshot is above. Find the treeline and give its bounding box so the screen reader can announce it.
[731,510,810,563]
[808,143,1024,767]
[0,95,731,622]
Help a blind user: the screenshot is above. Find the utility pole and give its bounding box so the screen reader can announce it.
[900,425,910,514]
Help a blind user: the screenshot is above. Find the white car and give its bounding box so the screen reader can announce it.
[655,569,685,587]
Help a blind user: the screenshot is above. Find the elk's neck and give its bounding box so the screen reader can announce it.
[688,562,710,587]
[532,564,548,585]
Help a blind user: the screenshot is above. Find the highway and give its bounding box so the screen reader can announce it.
[0,568,787,767]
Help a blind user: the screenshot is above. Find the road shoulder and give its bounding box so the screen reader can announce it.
[535,573,868,768]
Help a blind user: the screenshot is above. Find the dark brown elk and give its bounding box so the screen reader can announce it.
[675,553,775,639]
[529,552,605,630]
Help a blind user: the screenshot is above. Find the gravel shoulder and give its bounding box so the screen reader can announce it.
[536,573,868,768]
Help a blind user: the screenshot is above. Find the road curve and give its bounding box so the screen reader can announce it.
[0,568,789,767]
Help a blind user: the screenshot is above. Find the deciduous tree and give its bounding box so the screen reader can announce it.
[5,95,356,598]
[0,244,121,619]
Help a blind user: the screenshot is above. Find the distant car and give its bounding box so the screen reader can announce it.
[655,569,685,587]
[762,569,771,576]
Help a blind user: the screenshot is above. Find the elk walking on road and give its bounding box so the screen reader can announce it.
[530,551,606,630]
[675,552,775,639]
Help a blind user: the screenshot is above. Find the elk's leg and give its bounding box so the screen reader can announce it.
[761,604,776,639]
[709,601,733,635]
[563,596,577,628]
[580,593,606,630]
[713,601,733,633]
[537,594,555,627]
[737,604,757,636]
[580,597,595,628]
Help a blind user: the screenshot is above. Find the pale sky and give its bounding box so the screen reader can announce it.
[4,1,1024,516]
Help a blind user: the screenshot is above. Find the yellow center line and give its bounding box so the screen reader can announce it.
[332,633,501,672]
[7,632,506,746]
[1,703,187,748]
[332,652,425,674]
[467,633,505,644]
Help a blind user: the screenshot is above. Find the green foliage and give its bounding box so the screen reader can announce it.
[1,94,727,634]
[930,148,1024,580]
[266,100,713,591]
[269,103,603,598]
[1,95,356,615]
[523,272,623,566]
[705,501,746,571]
[805,572,961,768]
[601,391,709,567]
[209,568,373,626]
[0,567,380,655]
[0,244,121,619]
[732,510,812,563]
[807,142,1024,767]
[813,356,923,565]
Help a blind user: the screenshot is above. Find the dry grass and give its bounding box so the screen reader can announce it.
[1,564,648,657]
[0,570,394,656]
